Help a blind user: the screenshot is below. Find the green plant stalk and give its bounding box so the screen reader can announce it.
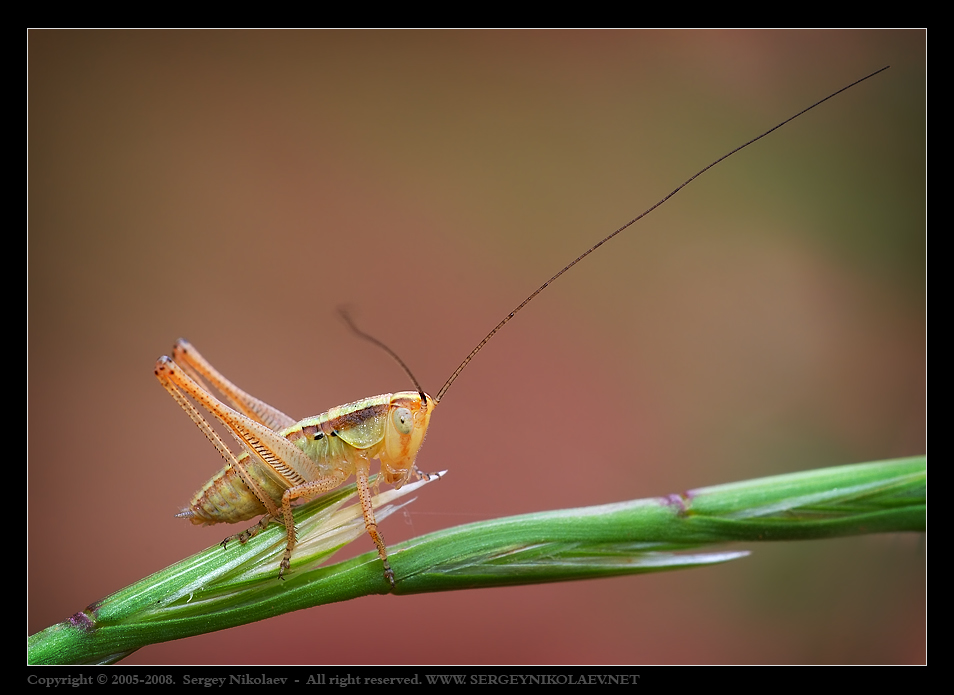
[28,456,925,665]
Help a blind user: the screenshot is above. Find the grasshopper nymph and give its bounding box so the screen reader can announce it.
[160,67,888,588]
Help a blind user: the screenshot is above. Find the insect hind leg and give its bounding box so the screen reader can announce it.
[220,514,275,549]
[172,339,296,432]
[155,356,282,521]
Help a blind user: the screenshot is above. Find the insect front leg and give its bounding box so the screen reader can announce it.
[281,449,397,588]
[354,454,395,589]
[375,464,442,494]
[412,465,443,483]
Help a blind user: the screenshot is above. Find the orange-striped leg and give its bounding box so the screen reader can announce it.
[155,357,280,521]
[355,458,394,589]
[277,471,351,579]
[171,339,296,432]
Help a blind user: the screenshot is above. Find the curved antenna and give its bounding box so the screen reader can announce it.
[435,66,890,403]
[339,308,428,407]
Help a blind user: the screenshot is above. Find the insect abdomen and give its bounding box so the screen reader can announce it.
[179,456,286,526]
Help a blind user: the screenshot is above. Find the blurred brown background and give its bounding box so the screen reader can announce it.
[28,31,925,664]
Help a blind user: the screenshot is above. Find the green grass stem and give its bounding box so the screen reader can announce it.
[28,456,925,665]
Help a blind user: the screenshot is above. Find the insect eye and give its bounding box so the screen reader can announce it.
[392,407,413,435]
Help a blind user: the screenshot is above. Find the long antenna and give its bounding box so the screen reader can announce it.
[435,66,889,403]
[339,308,428,406]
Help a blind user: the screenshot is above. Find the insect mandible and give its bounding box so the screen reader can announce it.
[156,67,889,589]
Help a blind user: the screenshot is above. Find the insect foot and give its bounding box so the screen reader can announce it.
[414,467,444,483]
[217,516,273,552]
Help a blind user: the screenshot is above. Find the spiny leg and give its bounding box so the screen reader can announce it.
[158,355,325,517]
[155,357,280,520]
[277,472,350,579]
[277,454,394,587]
[172,339,296,431]
[354,458,395,589]
[220,514,275,549]
[159,355,344,580]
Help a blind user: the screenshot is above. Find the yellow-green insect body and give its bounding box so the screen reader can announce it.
[160,68,888,590]
[293,392,435,488]
[182,393,435,527]
[158,340,436,587]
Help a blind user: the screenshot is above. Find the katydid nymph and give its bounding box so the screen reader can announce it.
[157,67,889,589]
